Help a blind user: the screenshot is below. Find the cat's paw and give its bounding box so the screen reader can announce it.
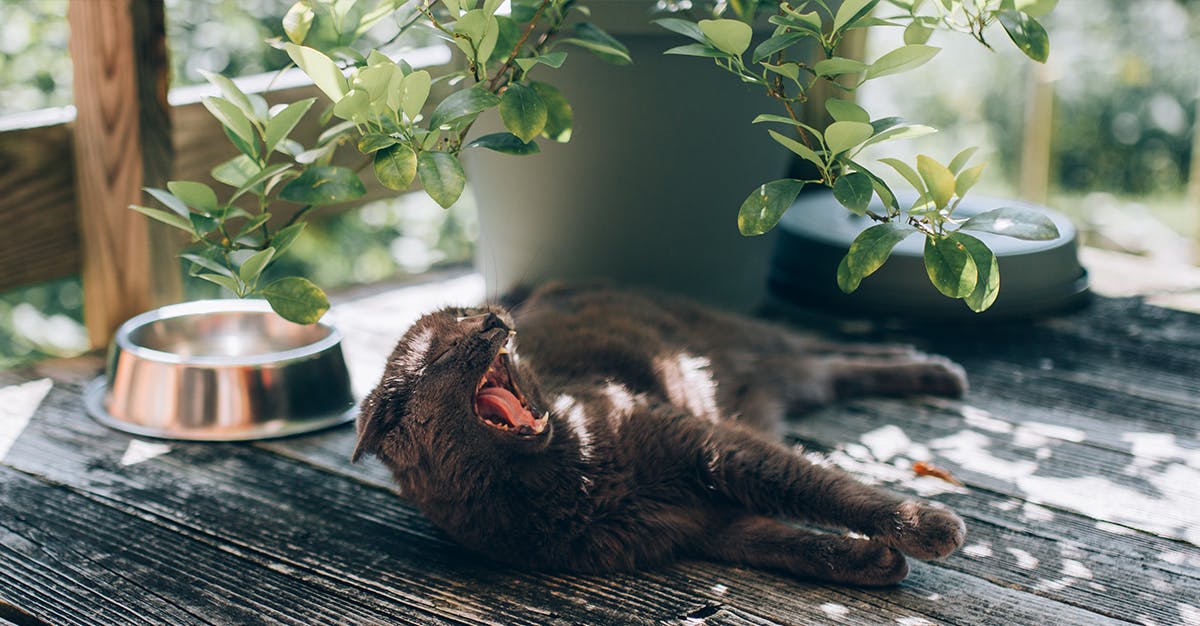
[909,355,969,398]
[883,500,967,560]
[828,540,909,587]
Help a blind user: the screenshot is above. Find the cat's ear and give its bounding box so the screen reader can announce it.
[351,385,400,463]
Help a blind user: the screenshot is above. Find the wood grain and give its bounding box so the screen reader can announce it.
[68,0,157,346]
[6,290,1196,624]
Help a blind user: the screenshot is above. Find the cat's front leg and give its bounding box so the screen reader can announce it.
[701,426,965,561]
[699,515,909,586]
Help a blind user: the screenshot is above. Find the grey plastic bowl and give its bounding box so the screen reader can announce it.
[84,299,356,441]
[769,192,1089,319]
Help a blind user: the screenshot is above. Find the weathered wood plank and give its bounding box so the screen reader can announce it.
[0,373,1126,626]
[0,467,450,626]
[0,123,79,292]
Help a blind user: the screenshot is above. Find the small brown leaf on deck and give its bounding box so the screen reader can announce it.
[912,461,965,486]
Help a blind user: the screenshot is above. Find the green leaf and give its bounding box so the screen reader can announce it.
[814,57,868,78]
[428,86,501,129]
[825,121,874,155]
[332,88,371,122]
[221,124,260,160]
[825,98,870,123]
[1015,0,1058,18]
[663,44,730,58]
[737,179,806,236]
[998,10,1049,63]
[916,154,956,209]
[198,70,256,122]
[879,157,924,193]
[955,163,986,198]
[832,172,873,215]
[212,155,260,188]
[833,0,879,32]
[196,273,244,295]
[202,96,256,147]
[358,133,399,154]
[373,143,418,190]
[865,44,940,80]
[653,18,706,43]
[924,235,978,298]
[698,19,753,56]
[230,163,294,203]
[234,212,272,238]
[903,20,933,45]
[130,205,195,233]
[515,52,568,72]
[265,98,316,154]
[189,212,218,235]
[283,1,315,43]
[768,129,824,171]
[752,32,806,63]
[279,165,366,205]
[531,81,573,142]
[959,207,1060,240]
[761,62,801,82]
[166,181,218,214]
[468,132,541,154]
[951,232,1000,312]
[948,146,979,174]
[836,222,916,292]
[284,43,348,102]
[417,151,467,208]
[500,83,547,143]
[560,23,632,65]
[860,123,936,148]
[261,277,330,324]
[238,247,276,286]
[271,223,307,257]
[181,252,235,277]
[143,187,190,217]
[400,70,432,120]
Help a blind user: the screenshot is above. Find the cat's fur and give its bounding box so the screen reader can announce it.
[353,282,968,586]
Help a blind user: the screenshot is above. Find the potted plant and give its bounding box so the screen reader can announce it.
[131,0,1061,321]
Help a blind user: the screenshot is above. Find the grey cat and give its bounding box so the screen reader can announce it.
[353,282,967,585]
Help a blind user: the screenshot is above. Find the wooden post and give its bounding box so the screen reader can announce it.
[69,0,176,347]
[1019,61,1056,205]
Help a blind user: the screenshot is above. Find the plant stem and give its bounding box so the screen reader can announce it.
[487,0,552,90]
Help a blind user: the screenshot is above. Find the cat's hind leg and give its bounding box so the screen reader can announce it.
[702,426,966,561]
[699,515,909,586]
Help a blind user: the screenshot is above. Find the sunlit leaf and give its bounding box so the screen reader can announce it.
[279,165,366,205]
[832,171,874,215]
[417,151,467,208]
[698,19,753,56]
[924,235,978,298]
[951,232,1000,312]
[917,154,956,208]
[262,277,330,324]
[825,121,874,155]
[998,10,1049,63]
[837,222,916,292]
[959,207,1060,240]
[865,44,939,80]
[500,83,547,143]
[737,179,806,236]
[373,143,418,190]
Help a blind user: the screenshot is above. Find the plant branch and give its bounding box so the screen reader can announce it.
[487,0,552,90]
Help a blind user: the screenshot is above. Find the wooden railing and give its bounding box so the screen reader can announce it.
[0,0,451,347]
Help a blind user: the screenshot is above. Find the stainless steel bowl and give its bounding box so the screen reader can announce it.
[84,299,356,441]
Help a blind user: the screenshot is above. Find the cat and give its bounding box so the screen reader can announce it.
[352,282,968,586]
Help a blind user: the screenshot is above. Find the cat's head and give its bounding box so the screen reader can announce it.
[351,305,552,465]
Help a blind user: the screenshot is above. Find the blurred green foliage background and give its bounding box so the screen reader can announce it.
[0,0,1197,366]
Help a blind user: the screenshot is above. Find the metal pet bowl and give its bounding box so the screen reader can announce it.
[84,299,357,441]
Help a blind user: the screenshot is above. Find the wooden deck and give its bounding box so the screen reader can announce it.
[2,271,1198,625]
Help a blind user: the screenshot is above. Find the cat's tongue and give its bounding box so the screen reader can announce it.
[476,387,537,428]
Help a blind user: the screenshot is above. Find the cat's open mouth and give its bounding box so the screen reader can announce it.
[474,333,548,437]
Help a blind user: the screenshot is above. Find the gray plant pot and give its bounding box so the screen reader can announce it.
[468,1,790,311]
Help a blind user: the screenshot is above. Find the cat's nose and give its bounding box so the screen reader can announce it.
[458,312,509,335]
